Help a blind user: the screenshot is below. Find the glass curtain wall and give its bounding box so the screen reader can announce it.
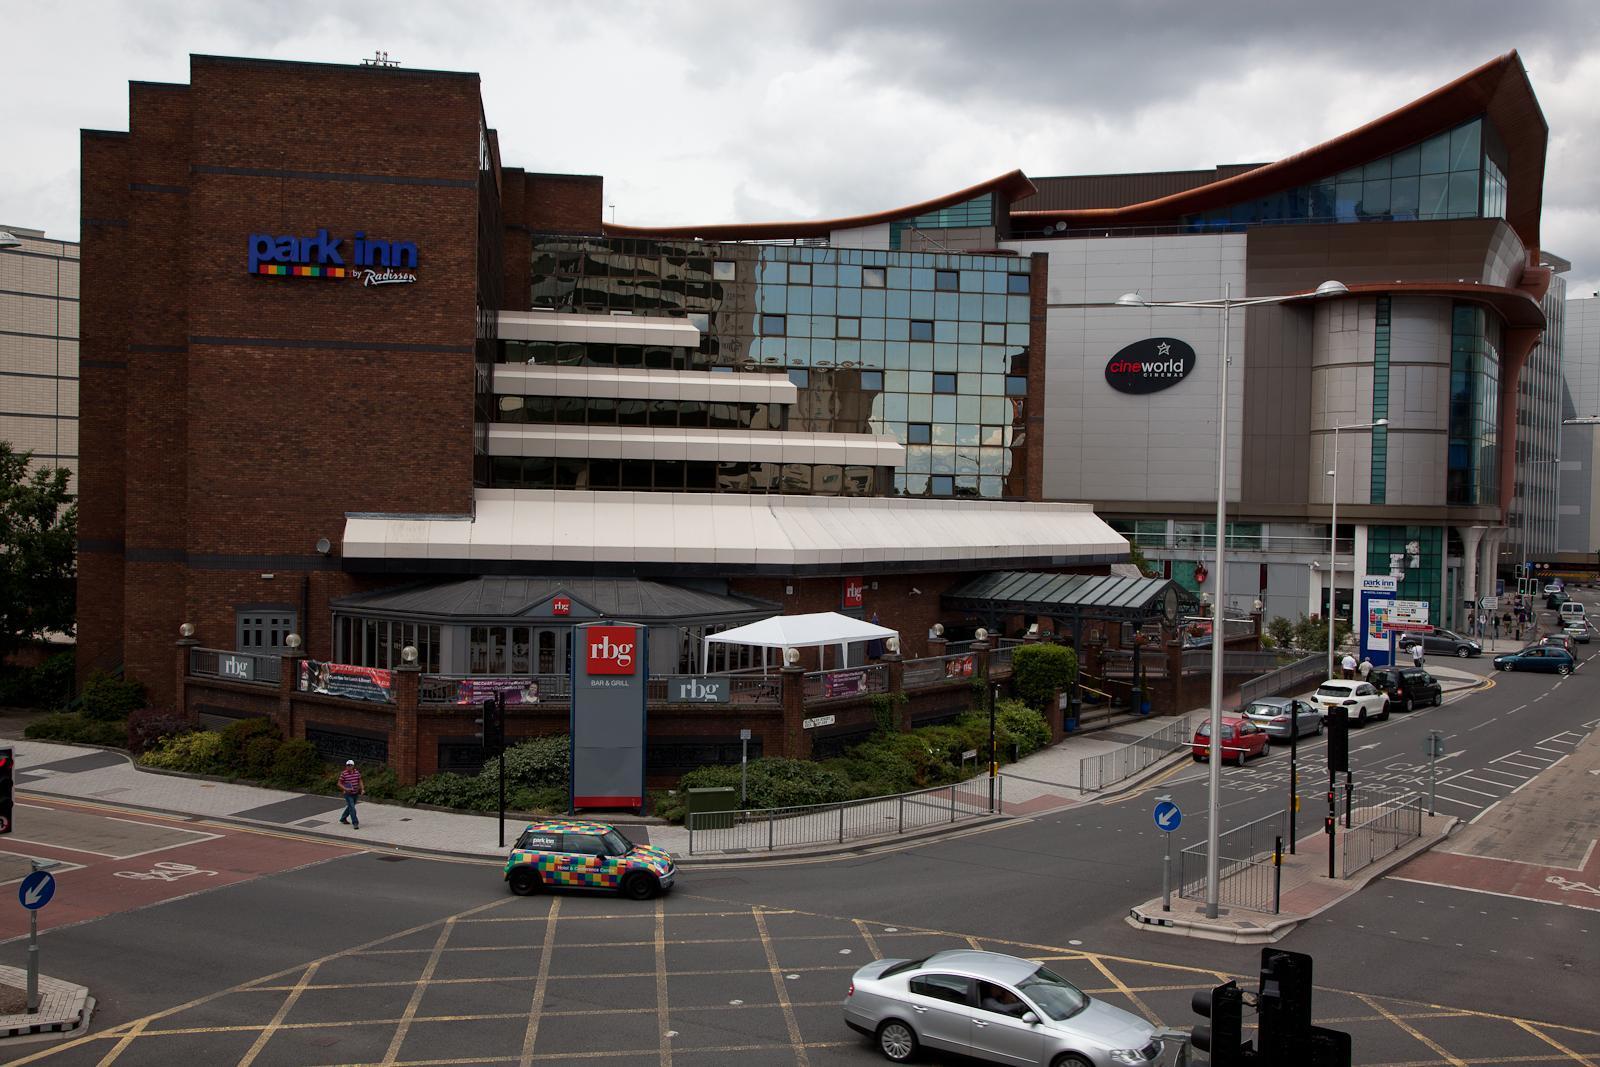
[1447,304,1502,506]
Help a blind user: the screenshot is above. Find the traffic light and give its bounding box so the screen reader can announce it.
[0,747,12,834]
[1192,979,1251,1065]
[1257,948,1313,1060]
[478,695,506,756]
[1326,706,1349,773]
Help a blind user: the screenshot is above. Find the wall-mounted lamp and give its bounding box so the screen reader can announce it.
[401,644,418,665]
[179,622,195,638]
[285,633,303,651]
[974,627,989,643]
[782,647,800,667]
[885,636,901,655]
[315,537,332,556]
[931,623,944,637]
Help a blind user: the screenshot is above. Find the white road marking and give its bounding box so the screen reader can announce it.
[1436,780,1501,799]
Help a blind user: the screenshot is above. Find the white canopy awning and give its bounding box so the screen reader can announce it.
[701,611,899,672]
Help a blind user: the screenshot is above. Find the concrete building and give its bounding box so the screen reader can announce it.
[0,226,79,486]
[1559,294,1600,565]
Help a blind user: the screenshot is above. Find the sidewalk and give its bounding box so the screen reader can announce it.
[1127,809,1458,943]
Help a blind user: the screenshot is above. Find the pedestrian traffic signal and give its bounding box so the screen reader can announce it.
[0,747,12,835]
[1192,979,1251,1065]
[1326,707,1349,773]
[478,695,506,756]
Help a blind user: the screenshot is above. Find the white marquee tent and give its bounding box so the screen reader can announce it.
[701,612,900,673]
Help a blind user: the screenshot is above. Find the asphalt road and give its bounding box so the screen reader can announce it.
[3,590,1596,1065]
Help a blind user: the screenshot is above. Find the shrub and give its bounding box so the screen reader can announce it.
[242,735,282,779]
[1267,616,1296,650]
[1011,643,1078,713]
[994,700,1049,757]
[498,735,570,792]
[140,729,225,774]
[868,691,907,734]
[269,739,325,790]
[0,652,75,710]
[677,757,852,810]
[355,763,403,801]
[79,672,146,722]
[219,717,282,772]
[406,772,492,810]
[125,707,192,755]
[508,785,568,814]
[24,712,127,747]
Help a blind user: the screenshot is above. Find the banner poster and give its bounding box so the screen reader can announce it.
[944,654,976,679]
[300,660,393,703]
[455,678,540,705]
[824,670,868,698]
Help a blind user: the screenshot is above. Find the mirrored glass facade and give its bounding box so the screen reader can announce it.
[1447,303,1501,506]
[1185,117,1509,230]
[518,238,1036,499]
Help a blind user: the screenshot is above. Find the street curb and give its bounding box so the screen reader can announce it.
[0,968,92,1041]
[675,812,1018,868]
[1123,815,1462,944]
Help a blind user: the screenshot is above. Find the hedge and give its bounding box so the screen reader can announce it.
[79,672,146,722]
[1011,644,1078,713]
[23,712,127,747]
[0,652,74,710]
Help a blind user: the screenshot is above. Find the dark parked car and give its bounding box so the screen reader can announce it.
[1397,628,1481,658]
[1547,590,1572,609]
[1493,646,1576,674]
[1539,633,1577,655]
[1369,667,1443,712]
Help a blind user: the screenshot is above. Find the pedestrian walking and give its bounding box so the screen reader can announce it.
[1494,614,1503,640]
[1358,656,1373,682]
[1410,641,1425,668]
[338,759,364,830]
[1341,652,1357,679]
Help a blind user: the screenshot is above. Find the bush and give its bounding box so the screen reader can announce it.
[354,763,403,801]
[79,672,145,722]
[1292,615,1353,656]
[868,691,907,734]
[407,771,492,810]
[140,730,225,774]
[995,700,1049,757]
[269,739,325,790]
[1267,616,1296,650]
[125,707,192,755]
[219,717,282,773]
[508,785,568,814]
[242,735,282,779]
[677,757,852,810]
[1011,643,1078,713]
[0,652,75,709]
[498,735,570,792]
[24,712,127,747]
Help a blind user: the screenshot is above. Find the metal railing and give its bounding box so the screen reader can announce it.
[989,645,1015,675]
[1236,654,1326,708]
[802,663,890,701]
[1341,798,1423,878]
[187,647,281,687]
[686,775,999,854]
[1179,810,1285,914]
[1078,715,1195,792]
[418,673,572,705]
[903,652,979,687]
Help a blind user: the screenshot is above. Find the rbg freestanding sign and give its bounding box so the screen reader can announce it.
[570,622,648,813]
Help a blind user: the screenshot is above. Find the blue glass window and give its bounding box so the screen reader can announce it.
[762,315,786,336]
[933,373,957,394]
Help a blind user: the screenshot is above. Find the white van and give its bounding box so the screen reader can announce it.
[1559,601,1585,622]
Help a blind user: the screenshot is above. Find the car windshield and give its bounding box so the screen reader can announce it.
[1245,703,1284,717]
[1316,684,1352,697]
[1017,966,1089,1021]
[601,829,633,855]
[1196,723,1235,738]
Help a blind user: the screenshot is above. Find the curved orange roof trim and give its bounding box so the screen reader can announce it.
[1012,51,1547,250]
[603,170,1037,242]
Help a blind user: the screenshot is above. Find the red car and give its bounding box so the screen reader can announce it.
[1191,716,1269,765]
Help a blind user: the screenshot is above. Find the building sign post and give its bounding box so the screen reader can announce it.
[570,622,648,813]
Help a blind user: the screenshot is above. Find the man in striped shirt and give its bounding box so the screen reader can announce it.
[338,760,364,830]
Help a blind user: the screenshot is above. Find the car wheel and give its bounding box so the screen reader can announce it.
[1316,719,1324,735]
[1052,1056,1094,1067]
[621,873,659,901]
[508,868,541,897]
[1457,646,1471,658]
[1357,708,1367,726]
[1558,663,1572,675]
[1502,661,1513,671]
[1403,697,1414,714]
[877,1020,919,1062]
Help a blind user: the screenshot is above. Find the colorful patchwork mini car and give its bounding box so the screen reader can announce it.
[504,818,676,900]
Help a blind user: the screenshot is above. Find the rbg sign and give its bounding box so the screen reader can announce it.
[670,676,730,703]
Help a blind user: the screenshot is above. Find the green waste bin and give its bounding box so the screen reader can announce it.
[686,786,736,830]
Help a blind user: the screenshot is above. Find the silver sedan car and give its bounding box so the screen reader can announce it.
[843,949,1171,1066]
[1241,697,1323,740]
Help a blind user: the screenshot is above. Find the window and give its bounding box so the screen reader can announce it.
[562,834,606,856]
[712,260,736,281]
[238,609,297,654]
[935,270,959,292]
[788,369,809,389]
[933,373,957,394]
[761,314,786,336]
[1006,273,1030,294]
[907,422,931,444]
[909,974,972,1005]
[910,320,934,342]
[860,370,883,391]
[863,266,886,288]
[837,317,860,338]
[1005,375,1028,396]
[977,981,1029,1019]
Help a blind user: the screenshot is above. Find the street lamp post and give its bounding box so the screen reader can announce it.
[1326,419,1387,677]
[1115,278,1348,919]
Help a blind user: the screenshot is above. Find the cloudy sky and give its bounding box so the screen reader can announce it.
[4,1,1598,296]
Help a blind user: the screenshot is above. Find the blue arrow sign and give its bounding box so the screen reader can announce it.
[19,870,55,911]
[1153,800,1182,833]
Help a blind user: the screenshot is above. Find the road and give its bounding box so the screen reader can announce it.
[2,591,1595,1065]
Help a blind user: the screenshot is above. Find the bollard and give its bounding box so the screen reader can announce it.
[1274,836,1283,914]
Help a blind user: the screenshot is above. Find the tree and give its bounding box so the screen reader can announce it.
[1127,541,1158,578]
[0,442,77,653]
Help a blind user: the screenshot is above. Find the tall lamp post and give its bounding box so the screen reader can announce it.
[1326,419,1387,676]
[1115,278,1348,919]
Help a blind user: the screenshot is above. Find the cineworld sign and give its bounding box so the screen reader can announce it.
[247,228,418,286]
[1104,337,1197,395]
